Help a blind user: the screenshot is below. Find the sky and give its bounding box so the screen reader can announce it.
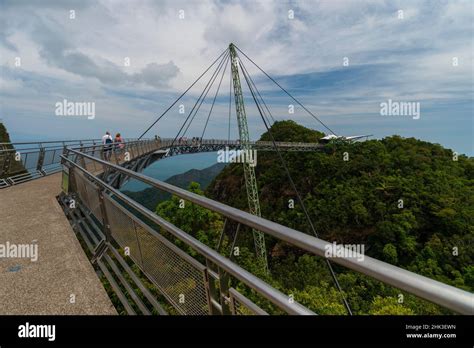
[0,0,472,155]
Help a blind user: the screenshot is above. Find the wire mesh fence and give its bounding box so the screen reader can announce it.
[71,168,103,222]
[103,195,210,315]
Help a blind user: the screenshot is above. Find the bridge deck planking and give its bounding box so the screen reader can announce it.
[0,173,116,314]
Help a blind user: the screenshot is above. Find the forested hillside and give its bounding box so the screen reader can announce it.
[0,122,12,143]
[0,122,27,179]
[155,120,473,314]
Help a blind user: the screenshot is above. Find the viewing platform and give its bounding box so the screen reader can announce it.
[0,172,116,314]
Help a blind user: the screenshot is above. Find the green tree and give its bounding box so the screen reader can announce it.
[369,296,414,315]
[155,182,223,255]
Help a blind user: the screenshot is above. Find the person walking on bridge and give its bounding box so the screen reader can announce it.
[102,131,113,161]
[114,133,125,162]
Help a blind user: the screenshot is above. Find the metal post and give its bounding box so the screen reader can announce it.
[36,145,45,172]
[205,259,223,315]
[113,145,119,165]
[218,267,231,315]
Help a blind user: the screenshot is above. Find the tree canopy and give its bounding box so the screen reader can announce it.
[203,120,473,314]
[152,120,472,314]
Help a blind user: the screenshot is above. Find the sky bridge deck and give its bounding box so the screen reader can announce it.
[0,173,115,314]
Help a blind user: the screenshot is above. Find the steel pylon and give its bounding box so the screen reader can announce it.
[229,43,268,274]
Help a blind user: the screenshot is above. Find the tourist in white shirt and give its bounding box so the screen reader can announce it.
[102,131,113,160]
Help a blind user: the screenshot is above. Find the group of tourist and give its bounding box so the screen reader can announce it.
[177,136,202,145]
[102,131,125,161]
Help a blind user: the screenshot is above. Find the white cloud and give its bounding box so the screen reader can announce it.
[0,0,472,153]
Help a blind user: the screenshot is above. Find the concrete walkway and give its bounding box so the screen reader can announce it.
[0,173,116,314]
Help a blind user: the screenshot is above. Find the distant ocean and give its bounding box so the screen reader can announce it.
[121,151,220,192]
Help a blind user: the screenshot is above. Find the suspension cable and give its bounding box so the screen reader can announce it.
[228,57,233,142]
[201,53,230,140]
[235,45,337,136]
[181,51,230,140]
[238,58,276,128]
[169,50,229,148]
[138,47,229,140]
[239,53,352,315]
[238,58,276,124]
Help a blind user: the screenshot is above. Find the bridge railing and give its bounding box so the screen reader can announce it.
[62,145,314,315]
[1,137,323,188]
[0,138,150,187]
[0,137,219,187]
[63,139,161,174]
[61,145,473,315]
[0,139,102,187]
[155,138,322,149]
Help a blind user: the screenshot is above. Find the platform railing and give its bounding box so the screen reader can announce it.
[0,138,142,187]
[0,139,104,187]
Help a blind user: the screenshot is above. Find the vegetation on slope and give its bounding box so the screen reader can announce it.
[0,122,11,143]
[154,120,473,315]
[0,122,27,179]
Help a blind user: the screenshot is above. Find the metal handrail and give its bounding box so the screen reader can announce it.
[0,138,144,152]
[0,138,151,187]
[0,141,96,153]
[0,139,101,145]
[66,147,474,314]
[65,139,155,153]
[1,137,322,190]
[52,138,321,158]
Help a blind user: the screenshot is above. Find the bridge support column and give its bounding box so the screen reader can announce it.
[229,43,268,274]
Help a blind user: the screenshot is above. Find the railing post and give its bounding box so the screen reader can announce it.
[36,145,45,173]
[205,259,223,315]
[218,267,231,315]
[76,141,86,169]
[100,144,105,161]
[113,145,119,165]
[62,145,69,163]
